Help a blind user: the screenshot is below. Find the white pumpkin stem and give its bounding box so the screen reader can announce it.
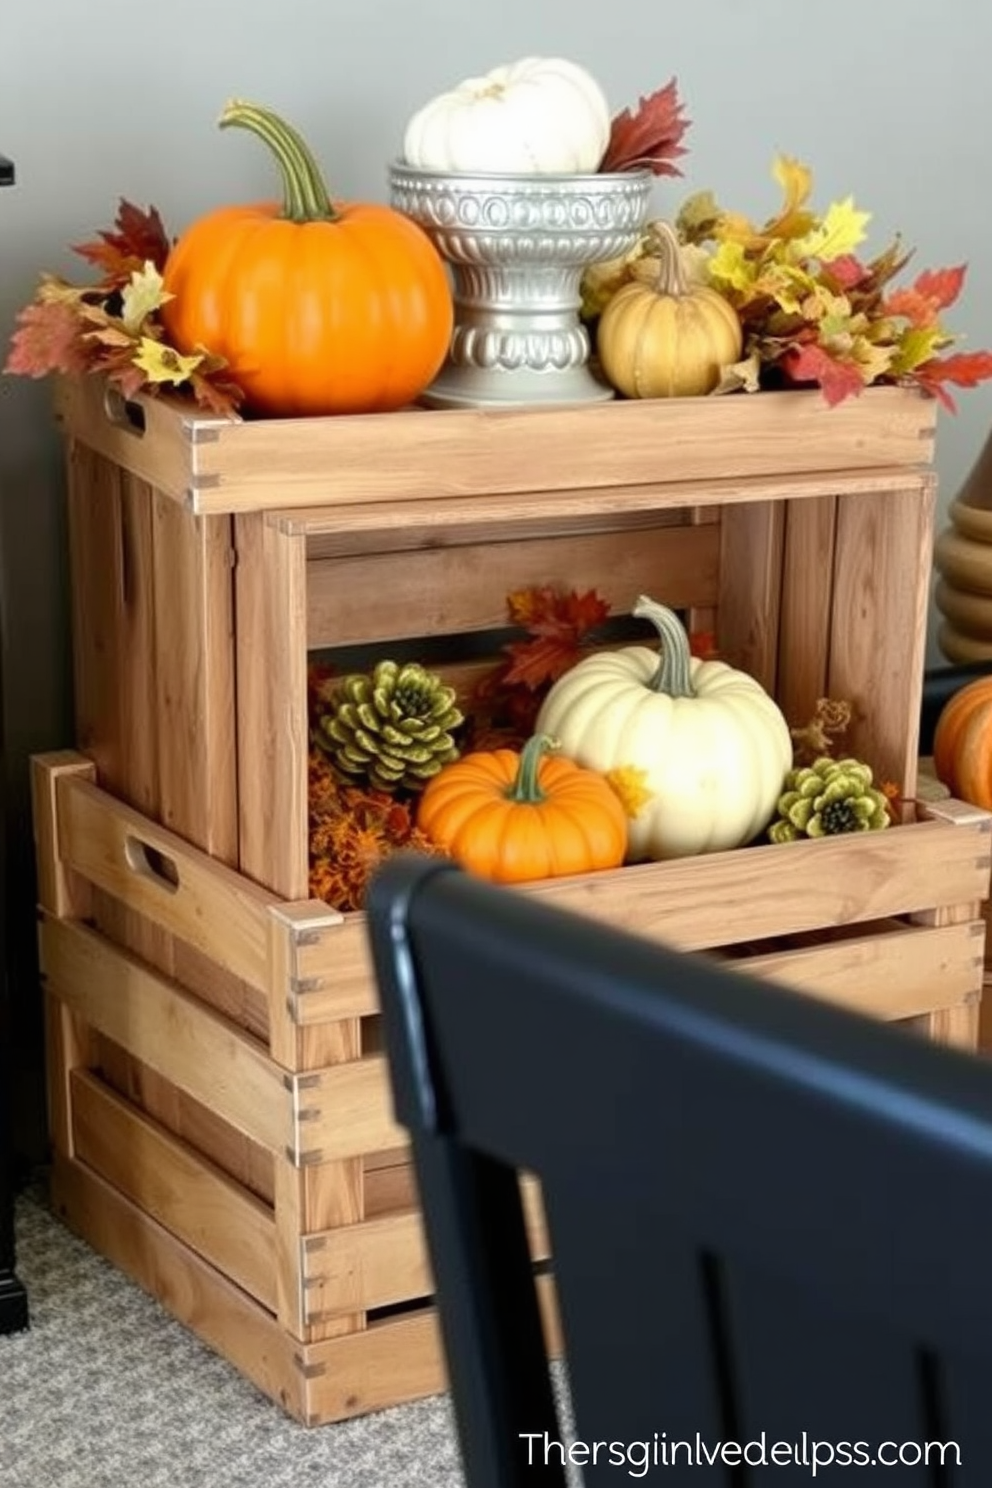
[632,595,696,696]
[643,220,690,298]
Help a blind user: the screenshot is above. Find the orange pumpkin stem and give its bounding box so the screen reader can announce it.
[218,99,339,224]
[505,733,559,804]
[632,594,697,696]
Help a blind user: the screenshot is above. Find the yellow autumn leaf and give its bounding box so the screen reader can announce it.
[707,240,758,296]
[132,337,203,385]
[888,325,949,375]
[763,155,819,241]
[713,156,817,249]
[850,337,897,385]
[793,198,871,263]
[121,261,173,335]
[676,189,723,244]
[604,765,653,819]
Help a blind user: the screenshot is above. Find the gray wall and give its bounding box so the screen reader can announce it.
[2,0,991,1111]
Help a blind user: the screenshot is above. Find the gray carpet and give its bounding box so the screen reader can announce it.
[1,1179,469,1488]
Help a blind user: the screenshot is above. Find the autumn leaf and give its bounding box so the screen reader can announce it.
[793,198,871,263]
[600,78,690,177]
[781,342,866,406]
[503,586,611,688]
[133,337,205,386]
[884,265,967,329]
[824,254,869,291]
[912,351,992,412]
[3,299,91,377]
[73,199,172,286]
[185,366,245,419]
[676,190,723,245]
[120,261,173,334]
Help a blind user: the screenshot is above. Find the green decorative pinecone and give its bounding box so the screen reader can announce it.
[769,755,891,844]
[315,660,464,793]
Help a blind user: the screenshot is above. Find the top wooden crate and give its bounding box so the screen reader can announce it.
[55,375,938,906]
[58,375,935,515]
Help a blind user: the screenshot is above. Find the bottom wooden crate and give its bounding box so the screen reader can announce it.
[32,751,991,1423]
[49,1149,560,1425]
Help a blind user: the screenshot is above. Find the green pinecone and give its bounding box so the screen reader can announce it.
[315,659,464,794]
[769,755,891,844]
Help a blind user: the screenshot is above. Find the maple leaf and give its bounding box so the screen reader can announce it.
[911,351,992,412]
[3,299,91,377]
[793,198,871,263]
[72,199,172,287]
[503,587,611,688]
[884,265,967,329]
[781,343,866,406]
[599,78,690,177]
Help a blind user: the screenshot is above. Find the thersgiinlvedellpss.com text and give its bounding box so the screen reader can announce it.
[519,1431,962,1477]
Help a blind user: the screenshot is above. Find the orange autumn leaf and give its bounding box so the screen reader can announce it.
[883,264,967,328]
[503,586,611,689]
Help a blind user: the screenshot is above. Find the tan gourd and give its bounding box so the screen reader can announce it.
[596,221,743,398]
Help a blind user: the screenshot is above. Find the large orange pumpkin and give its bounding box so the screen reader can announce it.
[415,733,628,884]
[932,675,992,808]
[160,100,453,418]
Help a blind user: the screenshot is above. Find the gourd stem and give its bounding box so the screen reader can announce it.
[505,734,558,804]
[633,595,697,696]
[646,220,690,298]
[218,99,338,223]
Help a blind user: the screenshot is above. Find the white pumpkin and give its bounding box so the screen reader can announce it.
[535,596,793,861]
[402,57,611,176]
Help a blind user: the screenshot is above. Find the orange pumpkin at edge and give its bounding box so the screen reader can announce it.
[160,99,453,418]
[932,675,992,809]
[415,733,629,885]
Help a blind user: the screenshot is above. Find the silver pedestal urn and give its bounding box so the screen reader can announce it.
[388,165,653,409]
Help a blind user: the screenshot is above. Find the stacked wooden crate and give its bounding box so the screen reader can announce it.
[32,375,990,1424]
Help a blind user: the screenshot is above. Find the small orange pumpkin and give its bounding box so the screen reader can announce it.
[161,100,453,418]
[415,733,628,884]
[933,675,992,808]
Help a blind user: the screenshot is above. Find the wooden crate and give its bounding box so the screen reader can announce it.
[38,374,983,1424]
[32,753,990,1424]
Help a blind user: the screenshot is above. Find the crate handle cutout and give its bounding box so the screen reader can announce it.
[103,384,146,438]
[124,834,180,893]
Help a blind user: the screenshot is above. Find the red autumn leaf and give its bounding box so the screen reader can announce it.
[599,78,690,177]
[781,343,865,407]
[72,198,172,286]
[825,255,868,291]
[689,630,719,660]
[3,300,91,377]
[913,264,967,312]
[912,350,992,413]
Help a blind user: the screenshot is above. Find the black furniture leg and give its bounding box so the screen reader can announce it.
[0,150,29,1334]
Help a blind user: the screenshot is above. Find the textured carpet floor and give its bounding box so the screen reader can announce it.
[0,1179,469,1488]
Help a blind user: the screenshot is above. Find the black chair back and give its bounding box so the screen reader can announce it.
[367,855,992,1485]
